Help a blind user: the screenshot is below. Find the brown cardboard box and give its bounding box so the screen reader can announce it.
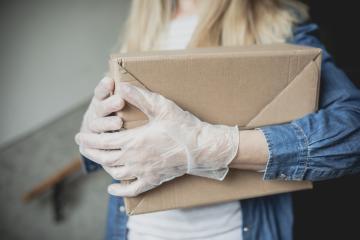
[109,43,321,215]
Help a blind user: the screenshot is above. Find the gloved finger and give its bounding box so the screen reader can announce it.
[107,180,153,197]
[94,77,115,100]
[103,166,136,181]
[118,83,158,118]
[75,131,134,150]
[79,147,127,166]
[95,94,125,117]
[89,116,123,133]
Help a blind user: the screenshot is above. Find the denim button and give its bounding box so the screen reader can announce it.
[243,226,249,232]
[279,173,287,179]
[119,206,125,212]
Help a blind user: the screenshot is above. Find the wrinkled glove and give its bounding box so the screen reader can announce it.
[80,76,125,134]
[76,83,239,197]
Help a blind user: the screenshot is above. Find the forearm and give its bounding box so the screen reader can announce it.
[229,129,268,171]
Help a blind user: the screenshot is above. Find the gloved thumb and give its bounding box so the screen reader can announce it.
[118,83,156,118]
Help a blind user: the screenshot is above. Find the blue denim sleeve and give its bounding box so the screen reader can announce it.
[259,23,360,181]
[81,154,102,173]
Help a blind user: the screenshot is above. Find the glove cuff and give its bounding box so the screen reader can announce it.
[187,125,239,181]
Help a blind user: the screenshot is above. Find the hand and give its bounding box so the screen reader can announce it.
[76,84,239,197]
[79,76,125,134]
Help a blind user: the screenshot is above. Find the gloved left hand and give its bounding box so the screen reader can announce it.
[75,83,239,197]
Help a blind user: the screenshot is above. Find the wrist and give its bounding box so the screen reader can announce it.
[229,129,268,171]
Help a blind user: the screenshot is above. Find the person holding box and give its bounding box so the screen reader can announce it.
[75,0,360,239]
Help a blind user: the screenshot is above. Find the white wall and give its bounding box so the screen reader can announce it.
[0,0,131,147]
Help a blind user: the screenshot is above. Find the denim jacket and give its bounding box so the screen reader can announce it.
[82,23,360,240]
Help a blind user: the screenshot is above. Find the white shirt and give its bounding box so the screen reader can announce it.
[127,14,243,240]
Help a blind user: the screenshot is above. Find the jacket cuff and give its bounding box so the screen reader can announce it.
[257,122,309,181]
[81,155,102,173]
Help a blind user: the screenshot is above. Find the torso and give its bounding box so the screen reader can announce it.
[126,14,243,240]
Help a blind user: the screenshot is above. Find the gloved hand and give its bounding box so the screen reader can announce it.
[76,83,239,197]
[79,76,125,134]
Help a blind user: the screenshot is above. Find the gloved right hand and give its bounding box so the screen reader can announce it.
[80,76,124,134]
[76,83,239,197]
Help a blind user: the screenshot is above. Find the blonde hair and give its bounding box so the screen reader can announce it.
[121,0,308,52]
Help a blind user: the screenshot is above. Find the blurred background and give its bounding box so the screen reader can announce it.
[0,0,130,239]
[0,0,359,239]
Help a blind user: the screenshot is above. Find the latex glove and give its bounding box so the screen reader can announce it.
[80,76,125,134]
[76,83,239,197]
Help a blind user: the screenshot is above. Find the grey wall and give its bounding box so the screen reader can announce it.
[0,0,131,239]
[0,0,131,147]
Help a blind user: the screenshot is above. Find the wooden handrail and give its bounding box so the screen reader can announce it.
[22,158,82,203]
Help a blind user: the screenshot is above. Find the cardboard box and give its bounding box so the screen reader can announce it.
[109,43,322,215]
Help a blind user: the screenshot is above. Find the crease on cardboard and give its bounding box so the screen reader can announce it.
[127,195,147,215]
[118,59,147,88]
[245,58,320,127]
